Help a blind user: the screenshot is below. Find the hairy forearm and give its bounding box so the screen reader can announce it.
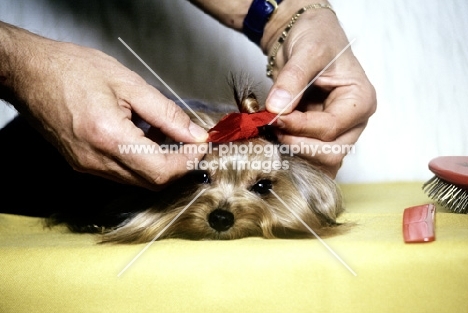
[0,21,79,131]
[0,21,23,105]
[0,20,81,148]
[0,21,47,114]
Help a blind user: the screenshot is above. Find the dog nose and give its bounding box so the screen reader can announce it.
[208,209,234,232]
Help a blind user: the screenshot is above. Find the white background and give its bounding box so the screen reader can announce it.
[1,0,467,183]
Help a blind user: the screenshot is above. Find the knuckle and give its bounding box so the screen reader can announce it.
[85,117,119,148]
[149,155,190,186]
[68,152,97,173]
[321,128,339,142]
[284,62,309,87]
[324,153,344,167]
[150,171,171,186]
[69,118,120,171]
[124,71,146,86]
[316,117,339,142]
[162,101,190,127]
[368,87,378,116]
[361,81,378,117]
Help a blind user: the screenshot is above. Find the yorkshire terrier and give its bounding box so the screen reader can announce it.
[1,76,345,243]
[69,76,345,243]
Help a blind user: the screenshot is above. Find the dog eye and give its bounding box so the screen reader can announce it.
[251,179,272,195]
[188,170,211,184]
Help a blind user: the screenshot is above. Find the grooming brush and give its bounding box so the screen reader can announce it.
[422,156,468,213]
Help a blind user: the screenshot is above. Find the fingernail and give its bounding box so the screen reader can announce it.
[267,89,293,113]
[189,122,208,142]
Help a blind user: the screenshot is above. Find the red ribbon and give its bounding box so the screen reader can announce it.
[207,111,278,143]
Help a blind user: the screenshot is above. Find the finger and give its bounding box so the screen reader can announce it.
[124,84,208,143]
[114,137,206,188]
[277,125,365,177]
[277,79,376,142]
[76,114,206,189]
[265,49,328,114]
[280,134,344,178]
[84,141,206,191]
[81,159,160,191]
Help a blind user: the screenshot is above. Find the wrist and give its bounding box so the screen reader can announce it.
[0,22,20,90]
[242,0,283,45]
[189,0,253,30]
[1,23,37,103]
[0,22,32,115]
[260,0,333,54]
[0,22,53,114]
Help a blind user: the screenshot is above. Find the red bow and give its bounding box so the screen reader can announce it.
[207,111,278,143]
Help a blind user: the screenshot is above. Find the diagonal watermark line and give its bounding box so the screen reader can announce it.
[118,37,207,126]
[269,189,357,276]
[117,188,207,277]
[268,38,357,125]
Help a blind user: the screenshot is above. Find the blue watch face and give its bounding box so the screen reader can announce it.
[266,0,281,13]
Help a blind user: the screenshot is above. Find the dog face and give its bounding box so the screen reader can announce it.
[101,138,343,243]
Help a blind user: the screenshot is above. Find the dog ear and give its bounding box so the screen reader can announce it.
[286,157,343,226]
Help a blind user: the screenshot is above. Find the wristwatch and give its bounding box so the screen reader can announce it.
[243,0,283,45]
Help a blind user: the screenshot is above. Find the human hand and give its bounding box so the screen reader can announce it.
[261,1,377,177]
[0,23,207,190]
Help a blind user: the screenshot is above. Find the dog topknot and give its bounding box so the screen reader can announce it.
[229,73,261,114]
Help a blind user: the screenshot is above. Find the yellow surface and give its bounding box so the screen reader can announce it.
[1,182,468,313]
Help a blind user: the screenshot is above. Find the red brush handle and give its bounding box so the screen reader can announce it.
[428,156,468,188]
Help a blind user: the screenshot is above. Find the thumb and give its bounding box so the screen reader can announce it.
[265,52,324,114]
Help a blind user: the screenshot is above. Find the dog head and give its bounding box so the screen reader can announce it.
[101,137,343,243]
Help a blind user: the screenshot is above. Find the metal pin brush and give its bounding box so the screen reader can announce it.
[422,156,468,213]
